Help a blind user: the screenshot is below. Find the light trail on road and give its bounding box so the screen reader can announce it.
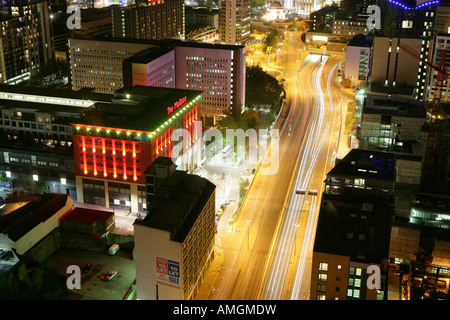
[260,54,331,300]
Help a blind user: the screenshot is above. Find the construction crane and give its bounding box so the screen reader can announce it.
[398,42,450,186]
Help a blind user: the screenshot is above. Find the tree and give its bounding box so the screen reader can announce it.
[246,65,284,113]
[265,27,279,49]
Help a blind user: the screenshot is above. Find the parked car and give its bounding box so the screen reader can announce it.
[101,271,118,281]
[83,263,93,273]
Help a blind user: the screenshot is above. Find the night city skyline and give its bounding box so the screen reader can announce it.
[0,0,450,315]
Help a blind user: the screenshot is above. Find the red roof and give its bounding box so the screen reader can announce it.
[62,207,113,224]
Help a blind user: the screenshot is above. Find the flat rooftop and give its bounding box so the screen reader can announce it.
[328,149,396,181]
[314,197,393,263]
[134,173,215,243]
[73,86,203,132]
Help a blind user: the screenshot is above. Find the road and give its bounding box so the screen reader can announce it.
[196,31,348,300]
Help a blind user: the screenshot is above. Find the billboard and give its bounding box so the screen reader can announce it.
[156,257,180,289]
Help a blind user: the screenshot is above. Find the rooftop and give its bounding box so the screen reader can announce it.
[328,149,396,181]
[313,197,393,263]
[73,86,203,133]
[62,207,113,224]
[135,159,215,243]
[0,193,70,242]
[124,46,174,64]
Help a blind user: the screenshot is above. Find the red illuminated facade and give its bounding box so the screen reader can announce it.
[72,86,203,213]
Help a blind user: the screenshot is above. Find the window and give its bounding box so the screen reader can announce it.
[337,265,342,270]
[319,263,328,271]
[356,268,362,277]
[316,294,326,300]
[354,279,361,287]
[318,273,327,282]
[317,284,327,293]
[353,289,360,298]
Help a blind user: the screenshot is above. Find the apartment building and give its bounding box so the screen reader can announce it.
[111,0,185,41]
[134,157,216,300]
[0,0,53,84]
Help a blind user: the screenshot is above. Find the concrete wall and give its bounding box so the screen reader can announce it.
[134,225,182,300]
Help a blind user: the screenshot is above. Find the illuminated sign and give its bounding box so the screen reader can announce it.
[156,257,180,289]
[167,96,187,115]
[312,35,328,42]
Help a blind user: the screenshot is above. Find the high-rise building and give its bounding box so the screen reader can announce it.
[173,42,246,125]
[369,36,423,90]
[0,0,53,84]
[72,85,203,213]
[134,157,216,300]
[111,0,185,41]
[310,149,396,300]
[218,0,251,45]
[373,0,450,101]
[122,42,247,125]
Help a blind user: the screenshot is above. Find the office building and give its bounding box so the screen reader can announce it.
[123,42,246,125]
[331,18,370,41]
[344,34,373,87]
[134,157,216,300]
[374,0,450,101]
[123,47,176,89]
[0,0,53,84]
[218,0,251,45]
[185,6,219,30]
[359,92,426,150]
[72,85,203,213]
[309,4,340,33]
[0,84,112,198]
[311,149,396,300]
[369,36,424,93]
[111,0,185,41]
[174,42,246,124]
[68,36,166,94]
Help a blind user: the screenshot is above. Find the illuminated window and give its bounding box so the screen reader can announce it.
[319,262,328,271]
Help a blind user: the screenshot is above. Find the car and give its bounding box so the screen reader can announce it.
[308,190,318,196]
[101,271,118,281]
[296,189,306,195]
[252,168,256,174]
[83,263,93,273]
